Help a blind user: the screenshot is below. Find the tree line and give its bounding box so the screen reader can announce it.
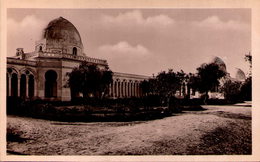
[66,54,252,102]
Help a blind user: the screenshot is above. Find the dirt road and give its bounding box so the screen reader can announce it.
[7,102,251,155]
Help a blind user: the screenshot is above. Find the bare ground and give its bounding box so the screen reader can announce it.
[6,102,251,155]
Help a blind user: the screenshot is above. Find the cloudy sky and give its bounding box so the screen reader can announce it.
[7,9,251,77]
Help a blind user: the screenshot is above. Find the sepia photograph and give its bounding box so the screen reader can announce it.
[1,0,260,161]
[5,8,252,156]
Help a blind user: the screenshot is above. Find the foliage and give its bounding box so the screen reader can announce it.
[140,69,187,98]
[196,63,226,95]
[187,73,200,93]
[245,52,252,76]
[240,76,252,101]
[242,53,252,100]
[221,79,243,101]
[66,61,113,99]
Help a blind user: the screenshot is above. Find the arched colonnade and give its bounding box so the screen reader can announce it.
[109,79,142,98]
[6,67,36,98]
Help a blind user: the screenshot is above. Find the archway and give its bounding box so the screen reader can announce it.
[29,74,35,97]
[20,74,26,98]
[45,70,57,98]
[11,73,18,97]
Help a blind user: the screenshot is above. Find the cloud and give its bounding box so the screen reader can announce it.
[101,10,174,27]
[96,41,152,74]
[192,16,250,31]
[98,41,150,57]
[7,15,47,56]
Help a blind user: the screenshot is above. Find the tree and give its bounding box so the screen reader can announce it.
[242,52,252,101]
[140,69,186,97]
[245,52,252,77]
[196,63,226,102]
[221,79,242,101]
[66,62,113,99]
[187,73,200,96]
[240,77,252,101]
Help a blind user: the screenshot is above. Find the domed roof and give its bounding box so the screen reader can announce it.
[235,68,246,81]
[43,17,83,48]
[212,56,226,72]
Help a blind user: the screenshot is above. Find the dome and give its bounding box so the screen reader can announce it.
[235,68,246,81]
[42,17,84,55]
[212,56,226,72]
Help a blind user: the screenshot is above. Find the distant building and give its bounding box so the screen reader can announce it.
[6,17,148,101]
[189,56,247,99]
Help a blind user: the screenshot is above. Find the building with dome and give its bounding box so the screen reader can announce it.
[6,17,148,101]
[212,56,227,73]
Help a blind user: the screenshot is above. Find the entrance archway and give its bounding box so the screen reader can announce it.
[20,74,26,98]
[45,70,57,98]
[11,73,18,97]
[29,74,35,97]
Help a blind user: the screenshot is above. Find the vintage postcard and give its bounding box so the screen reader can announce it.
[1,0,260,161]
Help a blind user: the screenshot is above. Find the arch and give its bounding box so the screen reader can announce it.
[29,74,35,97]
[73,47,77,55]
[45,70,57,98]
[11,73,18,97]
[7,67,19,75]
[39,46,43,52]
[20,68,36,77]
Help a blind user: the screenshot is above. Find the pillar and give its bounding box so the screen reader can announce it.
[34,76,37,98]
[8,74,11,97]
[122,81,125,98]
[109,83,112,97]
[26,75,29,98]
[17,76,21,97]
[126,81,129,98]
[117,82,120,98]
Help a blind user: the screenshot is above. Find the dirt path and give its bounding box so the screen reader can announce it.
[7,102,251,155]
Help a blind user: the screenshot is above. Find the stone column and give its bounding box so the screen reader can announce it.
[135,83,137,97]
[112,81,116,97]
[8,74,11,97]
[109,83,112,97]
[124,82,127,98]
[132,82,135,97]
[122,81,125,98]
[26,75,29,98]
[136,83,138,97]
[125,81,128,98]
[115,81,118,97]
[120,82,123,98]
[111,83,113,97]
[130,82,133,97]
[17,76,21,97]
[34,77,37,98]
[117,82,120,98]
[128,82,130,97]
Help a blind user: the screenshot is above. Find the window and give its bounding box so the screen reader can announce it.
[73,47,77,55]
